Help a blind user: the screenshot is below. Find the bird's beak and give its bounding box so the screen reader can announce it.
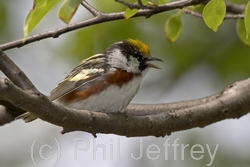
[146,56,163,69]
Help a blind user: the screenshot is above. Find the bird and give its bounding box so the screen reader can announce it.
[17,39,162,122]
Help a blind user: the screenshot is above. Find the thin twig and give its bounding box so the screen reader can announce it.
[226,1,246,14]
[225,13,244,19]
[115,0,140,9]
[138,0,144,7]
[115,0,152,9]
[184,8,244,19]
[0,0,246,51]
[183,8,203,18]
[0,0,208,51]
[81,0,101,16]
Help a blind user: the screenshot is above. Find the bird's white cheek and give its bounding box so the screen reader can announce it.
[107,49,141,73]
[126,56,140,73]
[108,48,127,68]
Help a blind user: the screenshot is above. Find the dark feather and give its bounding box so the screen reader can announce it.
[49,53,110,101]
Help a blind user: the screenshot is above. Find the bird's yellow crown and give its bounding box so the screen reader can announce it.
[127,39,151,56]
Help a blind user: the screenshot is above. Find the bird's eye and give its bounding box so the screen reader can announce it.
[133,52,142,61]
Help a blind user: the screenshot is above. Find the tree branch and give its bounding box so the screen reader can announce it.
[0,77,249,137]
[0,1,246,51]
[184,8,244,19]
[0,99,27,125]
[226,1,246,14]
[0,49,37,91]
[0,0,214,51]
[0,49,39,124]
[81,0,101,16]
[0,0,249,136]
[115,0,153,9]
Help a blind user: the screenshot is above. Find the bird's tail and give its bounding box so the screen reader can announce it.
[15,112,37,123]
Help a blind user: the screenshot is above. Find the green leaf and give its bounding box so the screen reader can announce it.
[58,0,82,24]
[202,0,226,32]
[192,4,205,14]
[123,0,152,19]
[164,12,182,43]
[24,0,60,38]
[237,18,250,47]
[244,1,250,38]
[124,8,138,19]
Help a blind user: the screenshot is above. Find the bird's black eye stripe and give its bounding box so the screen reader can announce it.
[134,52,149,63]
[114,41,146,61]
[133,52,143,62]
[119,44,148,70]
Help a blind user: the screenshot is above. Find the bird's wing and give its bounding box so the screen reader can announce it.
[49,54,109,101]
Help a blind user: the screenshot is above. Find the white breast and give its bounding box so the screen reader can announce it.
[55,75,145,113]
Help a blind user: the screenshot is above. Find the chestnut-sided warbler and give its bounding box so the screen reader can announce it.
[18,39,162,122]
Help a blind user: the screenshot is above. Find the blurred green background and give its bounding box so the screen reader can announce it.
[0,0,250,167]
